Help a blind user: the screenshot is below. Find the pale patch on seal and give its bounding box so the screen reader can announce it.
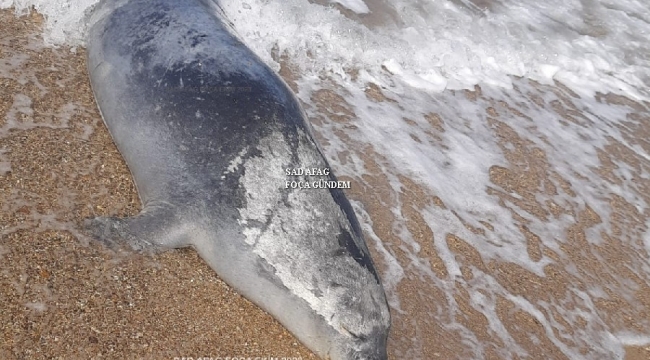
[226,147,248,174]
[237,130,384,340]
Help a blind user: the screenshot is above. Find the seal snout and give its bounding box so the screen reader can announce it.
[336,325,388,360]
[357,328,389,360]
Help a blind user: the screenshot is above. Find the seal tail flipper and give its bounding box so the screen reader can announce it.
[84,206,192,252]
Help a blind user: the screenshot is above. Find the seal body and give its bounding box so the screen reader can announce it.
[85,0,390,358]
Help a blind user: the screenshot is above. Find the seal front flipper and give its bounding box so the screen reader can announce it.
[84,206,192,252]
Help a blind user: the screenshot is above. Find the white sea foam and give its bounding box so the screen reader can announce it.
[2,0,648,99]
[331,0,370,14]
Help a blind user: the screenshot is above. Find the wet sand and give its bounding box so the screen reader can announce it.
[2,8,650,360]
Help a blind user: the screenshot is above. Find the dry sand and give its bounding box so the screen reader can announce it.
[1,8,650,360]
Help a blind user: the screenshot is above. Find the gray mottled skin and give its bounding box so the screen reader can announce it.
[84,0,390,359]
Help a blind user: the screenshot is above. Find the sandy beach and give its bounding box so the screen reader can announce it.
[2,7,650,360]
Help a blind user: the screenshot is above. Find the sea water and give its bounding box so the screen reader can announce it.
[1,0,650,358]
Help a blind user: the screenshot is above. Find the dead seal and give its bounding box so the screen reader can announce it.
[84,0,390,358]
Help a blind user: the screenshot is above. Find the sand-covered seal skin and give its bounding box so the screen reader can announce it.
[85,0,390,358]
